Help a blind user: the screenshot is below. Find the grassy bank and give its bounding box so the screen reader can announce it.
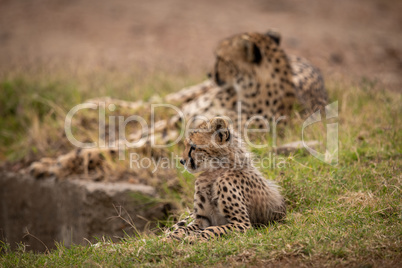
[0,72,401,267]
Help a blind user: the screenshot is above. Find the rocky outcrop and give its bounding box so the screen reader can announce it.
[0,172,171,252]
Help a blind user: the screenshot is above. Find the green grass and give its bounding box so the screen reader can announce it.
[0,72,401,267]
[0,69,200,161]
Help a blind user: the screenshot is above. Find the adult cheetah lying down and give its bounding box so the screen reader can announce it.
[165,117,286,242]
[29,31,327,180]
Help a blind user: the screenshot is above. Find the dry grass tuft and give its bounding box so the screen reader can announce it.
[337,191,378,209]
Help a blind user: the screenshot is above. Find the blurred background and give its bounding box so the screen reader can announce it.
[1,0,401,91]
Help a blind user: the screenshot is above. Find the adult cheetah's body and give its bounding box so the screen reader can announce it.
[169,31,327,129]
[29,31,327,183]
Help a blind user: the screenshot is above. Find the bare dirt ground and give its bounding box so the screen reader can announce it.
[1,0,401,91]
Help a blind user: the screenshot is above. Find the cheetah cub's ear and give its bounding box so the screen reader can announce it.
[210,117,231,144]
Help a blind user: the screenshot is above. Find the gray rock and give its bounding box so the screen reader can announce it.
[0,172,171,252]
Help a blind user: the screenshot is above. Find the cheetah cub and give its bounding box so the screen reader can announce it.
[166,117,286,241]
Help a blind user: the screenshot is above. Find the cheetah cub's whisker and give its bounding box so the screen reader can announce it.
[165,117,286,242]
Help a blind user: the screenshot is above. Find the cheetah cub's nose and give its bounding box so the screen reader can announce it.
[180,159,185,165]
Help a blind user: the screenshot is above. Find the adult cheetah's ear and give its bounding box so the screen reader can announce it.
[210,117,231,143]
[265,30,281,45]
[241,39,262,64]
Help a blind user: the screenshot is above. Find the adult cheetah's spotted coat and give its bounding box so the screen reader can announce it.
[29,31,327,185]
[170,31,328,129]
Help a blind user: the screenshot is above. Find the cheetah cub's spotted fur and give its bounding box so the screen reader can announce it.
[166,117,286,241]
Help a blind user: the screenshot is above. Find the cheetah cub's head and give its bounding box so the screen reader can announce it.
[180,117,233,174]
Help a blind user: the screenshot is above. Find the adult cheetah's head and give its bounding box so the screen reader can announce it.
[180,117,232,173]
[210,32,280,88]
